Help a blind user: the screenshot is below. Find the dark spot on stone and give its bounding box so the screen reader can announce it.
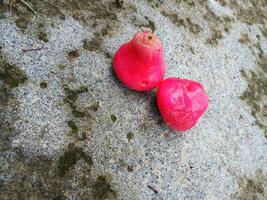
[36,23,49,42]
[156,118,164,125]
[67,50,79,63]
[111,114,117,123]
[116,0,124,8]
[92,176,117,200]
[40,81,48,89]
[38,29,48,42]
[217,0,227,7]
[126,132,134,142]
[147,19,156,33]
[57,143,93,177]
[67,120,78,134]
[105,52,112,59]
[127,165,134,172]
[189,47,195,54]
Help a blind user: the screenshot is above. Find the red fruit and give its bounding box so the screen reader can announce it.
[113,32,165,91]
[157,78,208,131]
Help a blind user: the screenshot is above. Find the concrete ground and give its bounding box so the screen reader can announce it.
[0,0,266,199]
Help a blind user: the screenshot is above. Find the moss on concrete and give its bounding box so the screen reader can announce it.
[238,33,251,44]
[67,120,78,134]
[37,23,48,42]
[186,17,203,35]
[233,169,266,200]
[67,49,79,63]
[160,10,185,28]
[126,132,134,142]
[63,84,98,139]
[63,85,88,117]
[0,145,94,200]
[57,143,93,177]
[92,176,117,200]
[136,16,156,33]
[0,59,27,89]
[0,56,26,151]
[111,114,117,123]
[240,56,267,137]
[206,29,223,46]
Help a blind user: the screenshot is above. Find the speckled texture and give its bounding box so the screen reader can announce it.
[0,0,266,199]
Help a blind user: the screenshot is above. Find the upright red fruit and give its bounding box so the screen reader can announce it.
[113,32,165,91]
[157,78,208,131]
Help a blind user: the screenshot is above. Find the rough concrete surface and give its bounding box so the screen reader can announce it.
[0,0,267,199]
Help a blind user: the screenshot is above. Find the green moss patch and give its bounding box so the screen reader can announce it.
[92,176,117,200]
[67,120,78,134]
[1,146,94,199]
[111,114,117,123]
[126,132,134,142]
[58,143,93,177]
[63,85,88,117]
[0,59,27,89]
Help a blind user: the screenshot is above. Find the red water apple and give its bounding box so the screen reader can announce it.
[113,32,165,91]
[157,78,208,131]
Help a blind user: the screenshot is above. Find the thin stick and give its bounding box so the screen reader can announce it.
[148,185,159,194]
[10,0,13,15]
[88,74,113,88]
[22,47,43,52]
[19,0,36,21]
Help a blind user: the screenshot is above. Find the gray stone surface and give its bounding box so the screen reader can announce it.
[0,0,266,199]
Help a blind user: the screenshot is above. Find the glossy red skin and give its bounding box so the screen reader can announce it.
[157,78,208,131]
[113,32,165,91]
